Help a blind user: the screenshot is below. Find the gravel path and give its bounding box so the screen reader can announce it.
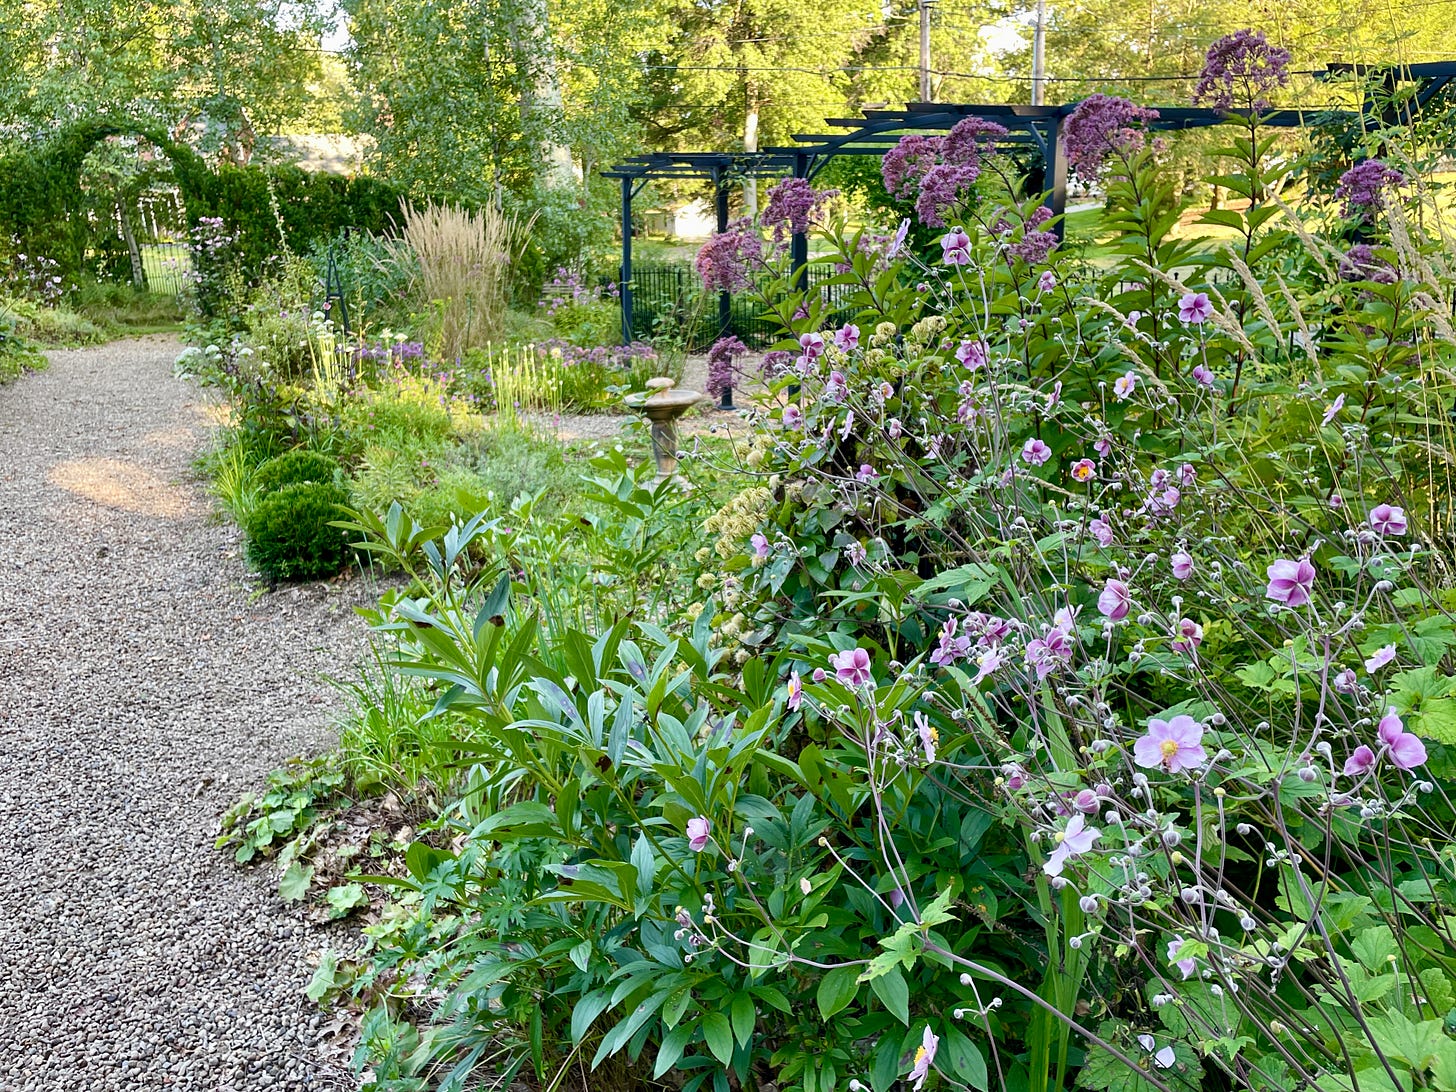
[0,337,363,1091]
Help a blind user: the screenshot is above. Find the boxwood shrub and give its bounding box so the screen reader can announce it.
[243,481,351,582]
[252,449,339,494]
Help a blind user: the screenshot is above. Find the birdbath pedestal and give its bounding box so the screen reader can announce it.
[625,377,706,481]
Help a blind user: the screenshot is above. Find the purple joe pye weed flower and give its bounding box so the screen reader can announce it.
[1061,94,1160,176]
[1334,159,1406,220]
[761,177,838,241]
[1192,28,1291,112]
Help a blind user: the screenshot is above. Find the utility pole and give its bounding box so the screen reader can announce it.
[918,0,935,102]
[1031,0,1047,106]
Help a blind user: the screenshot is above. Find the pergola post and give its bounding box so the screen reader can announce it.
[713,166,731,340]
[620,176,634,346]
[790,153,810,291]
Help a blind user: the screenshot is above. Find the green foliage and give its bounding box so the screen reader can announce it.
[216,756,348,865]
[252,449,339,494]
[243,481,352,582]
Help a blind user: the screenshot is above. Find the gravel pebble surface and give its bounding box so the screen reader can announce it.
[0,337,364,1091]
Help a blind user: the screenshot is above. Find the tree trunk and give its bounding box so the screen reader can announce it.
[743,105,759,218]
[118,202,145,289]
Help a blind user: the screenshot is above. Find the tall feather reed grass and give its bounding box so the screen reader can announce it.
[394,200,536,363]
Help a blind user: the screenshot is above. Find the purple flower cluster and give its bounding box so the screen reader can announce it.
[1192,29,1292,112]
[539,338,658,370]
[1338,243,1398,284]
[761,178,838,242]
[695,220,764,293]
[1334,159,1406,220]
[355,339,426,364]
[881,116,1009,227]
[1061,94,1161,176]
[997,206,1058,266]
[705,335,749,398]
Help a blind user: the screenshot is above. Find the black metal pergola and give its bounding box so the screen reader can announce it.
[605,61,1456,346]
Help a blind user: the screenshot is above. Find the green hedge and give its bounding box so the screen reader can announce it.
[0,117,409,280]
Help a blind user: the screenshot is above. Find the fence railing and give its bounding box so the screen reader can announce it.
[141,242,189,296]
[618,262,857,351]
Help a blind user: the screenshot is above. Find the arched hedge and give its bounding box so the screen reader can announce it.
[0,118,408,280]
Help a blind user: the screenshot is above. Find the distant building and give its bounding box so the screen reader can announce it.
[640,198,716,239]
[264,134,374,175]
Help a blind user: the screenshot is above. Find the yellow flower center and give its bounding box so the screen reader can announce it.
[914,1047,928,1065]
[1160,739,1180,760]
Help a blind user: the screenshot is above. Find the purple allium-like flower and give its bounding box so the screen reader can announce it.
[908,1025,939,1091]
[1098,579,1132,621]
[1338,243,1398,284]
[1171,618,1203,654]
[1334,159,1406,220]
[1322,392,1346,426]
[1043,813,1100,876]
[834,323,860,351]
[1021,438,1052,465]
[1113,371,1138,401]
[1192,29,1292,112]
[762,177,838,240]
[917,163,978,227]
[1171,551,1194,580]
[1062,94,1160,176]
[1266,557,1316,607]
[1343,745,1376,776]
[786,671,803,711]
[686,816,712,852]
[695,221,763,292]
[1364,644,1397,673]
[956,339,987,370]
[1368,503,1408,536]
[1178,292,1214,325]
[1133,715,1208,773]
[830,647,873,688]
[941,227,972,265]
[706,335,749,398]
[1166,938,1198,980]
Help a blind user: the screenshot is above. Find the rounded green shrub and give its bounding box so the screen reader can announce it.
[252,449,339,494]
[243,481,351,581]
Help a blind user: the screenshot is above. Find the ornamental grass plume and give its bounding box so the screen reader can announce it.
[395,198,535,361]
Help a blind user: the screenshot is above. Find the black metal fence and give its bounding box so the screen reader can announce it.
[619,262,858,351]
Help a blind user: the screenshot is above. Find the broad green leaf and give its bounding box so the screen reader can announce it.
[702,1012,734,1065]
[279,861,313,902]
[817,966,860,1020]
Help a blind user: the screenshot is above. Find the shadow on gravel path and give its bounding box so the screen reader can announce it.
[0,336,364,1091]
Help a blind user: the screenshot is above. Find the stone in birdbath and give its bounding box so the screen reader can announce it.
[625,378,707,481]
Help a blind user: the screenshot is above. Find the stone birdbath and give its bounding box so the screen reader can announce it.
[624,377,707,481]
